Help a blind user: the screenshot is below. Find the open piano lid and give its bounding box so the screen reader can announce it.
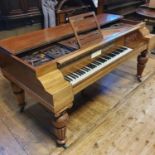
[0,13,123,55]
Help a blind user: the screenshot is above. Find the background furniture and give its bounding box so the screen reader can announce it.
[136,5,155,32]
[56,0,93,25]
[56,0,146,25]
[0,0,146,29]
[104,0,145,16]
[0,0,42,29]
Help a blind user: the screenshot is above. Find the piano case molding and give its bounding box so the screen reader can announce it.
[0,13,154,147]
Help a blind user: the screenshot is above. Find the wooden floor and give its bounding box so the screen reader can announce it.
[0,55,155,155]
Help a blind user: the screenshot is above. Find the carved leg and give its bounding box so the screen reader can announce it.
[10,82,26,112]
[137,50,148,82]
[53,112,69,148]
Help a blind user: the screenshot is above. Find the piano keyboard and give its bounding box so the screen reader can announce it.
[64,46,133,86]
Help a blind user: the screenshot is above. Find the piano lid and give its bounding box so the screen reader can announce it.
[0,14,123,55]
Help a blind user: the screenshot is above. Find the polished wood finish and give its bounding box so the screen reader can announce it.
[0,13,154,146]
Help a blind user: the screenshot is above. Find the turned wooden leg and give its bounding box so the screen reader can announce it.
[137,50,148,82]
[53,112,69,148]
[10,82,26,112]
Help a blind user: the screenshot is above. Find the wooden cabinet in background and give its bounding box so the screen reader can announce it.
[0,0,42,29]
[0,0,146,30]
[104,0,146,16]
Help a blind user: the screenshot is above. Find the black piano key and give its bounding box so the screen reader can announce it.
[82,67,89,72]
[85,66,91,71]
[96,60,102,65]
[117,49,124,52]
[72,73,80,78]
[80,70,86,74]
[113,50,122,54]
[72,73,79,78]
[93,61,100,66]
[76,70,84,75]
[103,56,111,60]
[69,73,78,79]
[90,63,97,68]
[119,47,127,50]
[65,76,72,82]
[97,59,104,63]
[108,53,115,57]
[86,66,92,70]
[67,75,75,81]
[87,64,95,69]
[99,58,106,62]
[111,52,117,56]
[79,69,87,74]
[75,71,82,76]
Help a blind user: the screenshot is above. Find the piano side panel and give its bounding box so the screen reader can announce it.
[0,48,52,107]
[0,48,73,114]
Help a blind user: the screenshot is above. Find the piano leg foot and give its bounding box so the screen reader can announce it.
[137,76,142,82]
[137,50,148,82]
[10,82,26,112]
[57,143,69,149]
[53,112,69,147]
[19,103,26,113]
